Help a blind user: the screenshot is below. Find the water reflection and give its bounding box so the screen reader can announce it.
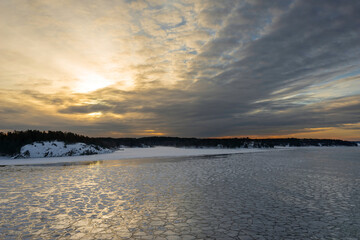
[0,147,359,239]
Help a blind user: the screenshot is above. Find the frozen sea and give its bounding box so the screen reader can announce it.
[0,147,359,239]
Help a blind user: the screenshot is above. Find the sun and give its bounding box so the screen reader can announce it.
[72,71,135,93]
[74,72,112,93]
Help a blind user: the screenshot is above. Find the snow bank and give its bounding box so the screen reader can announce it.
[14,141,112,159]
[0,146,271,166]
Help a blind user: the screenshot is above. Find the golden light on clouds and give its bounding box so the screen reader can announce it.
[74,72,113,93]
[269,125,360,141]
[218,124,360,142]
[87,112,103,118]
[0,0,359,139]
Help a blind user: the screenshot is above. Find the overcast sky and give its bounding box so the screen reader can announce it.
[0,0,359,140]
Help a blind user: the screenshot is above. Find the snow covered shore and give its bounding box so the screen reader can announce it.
[0,146,271,166]
[14,141,112,158]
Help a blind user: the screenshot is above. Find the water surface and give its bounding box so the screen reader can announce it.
[0,147,359,239]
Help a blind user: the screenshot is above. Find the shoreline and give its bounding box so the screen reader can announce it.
[0,146,273,166]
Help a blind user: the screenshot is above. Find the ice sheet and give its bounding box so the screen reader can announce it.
[0,147,271,166]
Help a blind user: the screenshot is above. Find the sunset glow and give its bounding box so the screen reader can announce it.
[0,0,359,140]
[74,73,112,93]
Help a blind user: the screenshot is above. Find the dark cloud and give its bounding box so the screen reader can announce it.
[59,104,113,114]
[171,0,360,137]
[182,0,357,137]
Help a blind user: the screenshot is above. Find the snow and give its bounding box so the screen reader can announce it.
[15,141,112,158]
[0,146,271,166]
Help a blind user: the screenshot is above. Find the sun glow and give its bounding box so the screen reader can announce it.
[74,72,112,93]
[87,112,103,117]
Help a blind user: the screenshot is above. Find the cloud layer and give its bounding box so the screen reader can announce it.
[1,0,359,139]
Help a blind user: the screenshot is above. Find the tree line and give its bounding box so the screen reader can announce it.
[0,130,356,156]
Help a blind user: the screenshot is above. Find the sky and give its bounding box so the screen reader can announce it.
[0,0,359,140]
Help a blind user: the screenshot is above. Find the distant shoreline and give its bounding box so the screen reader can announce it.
[1,130,357,157]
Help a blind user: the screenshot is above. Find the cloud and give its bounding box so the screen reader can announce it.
[0,0,359,139]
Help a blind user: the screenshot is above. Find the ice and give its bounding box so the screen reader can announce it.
[0,146,271,165]
[0,147,359,239]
